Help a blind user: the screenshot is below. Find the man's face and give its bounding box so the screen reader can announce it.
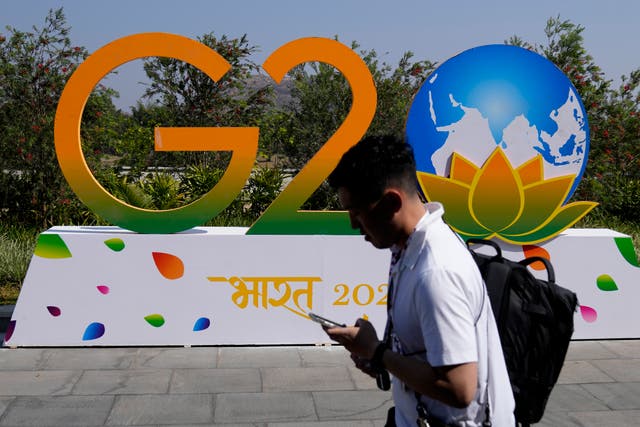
[338,187,396,249]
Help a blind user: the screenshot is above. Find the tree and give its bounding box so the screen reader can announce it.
[139,33,274,169]
[576,69,640,221]
[0,8,118,226]
[509,17,640,221]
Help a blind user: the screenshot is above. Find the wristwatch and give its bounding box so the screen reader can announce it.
[371,341,389,372]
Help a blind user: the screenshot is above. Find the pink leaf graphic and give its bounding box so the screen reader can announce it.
[96,285,110,295]
[46,306,61,317]
[580,305,598,323]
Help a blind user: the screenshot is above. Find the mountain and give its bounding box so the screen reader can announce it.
[246,74,296,107]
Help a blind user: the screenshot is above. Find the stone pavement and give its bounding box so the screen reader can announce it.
[0,340,639,426]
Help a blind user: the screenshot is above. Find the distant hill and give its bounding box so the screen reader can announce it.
[246,74,296,107]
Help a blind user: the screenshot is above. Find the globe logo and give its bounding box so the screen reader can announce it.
[406,44,597,244]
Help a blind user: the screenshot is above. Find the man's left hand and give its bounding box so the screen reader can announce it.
[325,318,380,359]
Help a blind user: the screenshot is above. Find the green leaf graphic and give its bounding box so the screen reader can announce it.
[614,237,640,267]
[144,314,165,328]
[34,234,72,259]
[104,238,125,252]
[597,274,619,292]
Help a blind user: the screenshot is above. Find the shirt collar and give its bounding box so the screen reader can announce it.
[395,202,445,270]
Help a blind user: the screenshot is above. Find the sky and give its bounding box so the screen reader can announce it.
[3,0,639,111]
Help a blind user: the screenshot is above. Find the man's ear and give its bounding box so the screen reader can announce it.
[378,190,403,219]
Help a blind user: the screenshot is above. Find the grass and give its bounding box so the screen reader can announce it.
[0,216,638,305]
[0,222,39,304]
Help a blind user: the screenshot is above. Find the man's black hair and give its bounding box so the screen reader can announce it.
[328,134,419,204]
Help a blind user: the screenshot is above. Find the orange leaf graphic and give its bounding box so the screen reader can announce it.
[152,252,184,280]
[522,245,550,271]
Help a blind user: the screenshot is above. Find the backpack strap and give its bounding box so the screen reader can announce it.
[518,256,555,283]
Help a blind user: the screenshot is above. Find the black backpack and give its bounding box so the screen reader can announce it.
[466,239,578,426]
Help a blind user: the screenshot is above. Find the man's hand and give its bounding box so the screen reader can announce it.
[324,318,380,359]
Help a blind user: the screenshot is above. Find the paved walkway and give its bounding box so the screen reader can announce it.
[0,340,639,426]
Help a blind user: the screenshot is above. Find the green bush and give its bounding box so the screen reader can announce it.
[180,164,224,201]
[575,172,640,222]
[141,172,184,209]
[245,166,285,218]
[96,170,152,209]
[302,180,340,211]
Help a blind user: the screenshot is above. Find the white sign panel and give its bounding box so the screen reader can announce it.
[6,227,389,346]
[5,226,640,347]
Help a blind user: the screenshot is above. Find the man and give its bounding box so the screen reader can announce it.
[325,135,515,426]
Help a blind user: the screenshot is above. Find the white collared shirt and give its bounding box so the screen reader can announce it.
[389,202,515,427]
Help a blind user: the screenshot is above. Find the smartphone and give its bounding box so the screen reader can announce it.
[308,312,346,328]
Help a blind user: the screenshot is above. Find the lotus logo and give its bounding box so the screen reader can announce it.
[417,149,597,244]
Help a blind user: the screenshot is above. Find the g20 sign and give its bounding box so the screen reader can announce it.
[55,33,376,235]
[55,35,595,243]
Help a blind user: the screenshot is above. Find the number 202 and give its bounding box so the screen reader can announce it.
[54,33,377,234]
[333,283,388,306]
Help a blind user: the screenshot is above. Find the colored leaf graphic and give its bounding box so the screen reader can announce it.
[193,317,211,331]
[579,305,597,323]
[522,245,550,271]
[96,285,110,295]
[596,274,619,292]
[614,237,640,267]
[34,234,72,259]
[5,320,16,342]
[152,252,184,280]
[46,306,61,317]
[82,322,105,340]
[104,238,125,252]
[144,314,165,328]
